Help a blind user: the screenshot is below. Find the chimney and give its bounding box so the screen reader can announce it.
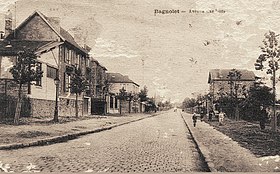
[4,10,13,38]
[83,44,91,52]
[47,17,61,33]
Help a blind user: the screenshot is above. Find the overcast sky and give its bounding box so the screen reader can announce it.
[1,0,280,103]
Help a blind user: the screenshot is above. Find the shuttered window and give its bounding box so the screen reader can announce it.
[35,63,42,86]
[47,65,57,79]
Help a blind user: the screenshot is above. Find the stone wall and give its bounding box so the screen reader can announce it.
[30,97,85,118]
[59,98,83,117]
[0,79,28,97]
[30,98,55,117]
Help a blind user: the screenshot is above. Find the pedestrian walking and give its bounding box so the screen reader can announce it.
[208,109,214,122]
[200,109,204,122]
[218,110,225,125]
[192,112,197,127]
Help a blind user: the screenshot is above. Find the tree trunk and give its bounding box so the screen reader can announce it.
[128,100,131,113]
[75,93,78,118]
[104,99,107,115]
[272,68,277,131]
[235,106,240,121]
[53,82,59,122]
[14,83,22,125]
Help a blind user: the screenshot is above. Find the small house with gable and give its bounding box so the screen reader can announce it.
[0,11,93,118]
[208,69,256,105]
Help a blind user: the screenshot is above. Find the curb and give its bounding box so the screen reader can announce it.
[180,112,217,172]
[0,112,162,150]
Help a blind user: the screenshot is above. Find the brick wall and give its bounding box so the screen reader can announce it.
[16,14,60,41]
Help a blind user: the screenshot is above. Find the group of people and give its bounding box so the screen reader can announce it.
[192,109,226,127]
[192,105,268,130]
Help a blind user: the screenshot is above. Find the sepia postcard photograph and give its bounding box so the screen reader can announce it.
[0,0,279,173]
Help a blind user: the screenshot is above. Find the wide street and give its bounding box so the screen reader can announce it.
[0,110,208,173]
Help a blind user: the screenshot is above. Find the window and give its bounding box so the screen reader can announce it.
[80,56,84,69]
[110,96,114,108]
[85,57,89,67]
[77,54,80,68]
[70,50,76,65]
[47,65,57,79]
[115,97,118,108]
[59,46,65,60]
[64,73,71,92]
[35,63,42,86]
[64,47,70,64]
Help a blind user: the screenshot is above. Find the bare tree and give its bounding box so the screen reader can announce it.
[255,31,280,131]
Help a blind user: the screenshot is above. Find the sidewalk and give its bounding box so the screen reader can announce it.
[0,112,162,150]
[181,111,278,172]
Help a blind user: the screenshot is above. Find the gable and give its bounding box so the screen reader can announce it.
[107,72,139,86]
[15,14,60,41]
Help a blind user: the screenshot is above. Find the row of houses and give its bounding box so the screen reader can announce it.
[0,11,141,118]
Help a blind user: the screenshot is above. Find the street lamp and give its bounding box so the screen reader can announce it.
[54,75,60,122]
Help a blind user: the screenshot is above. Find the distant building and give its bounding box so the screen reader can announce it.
[88,58,108,115]
[106,73,140,114]
[208,69,256,102]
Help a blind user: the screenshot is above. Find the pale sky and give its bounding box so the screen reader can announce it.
[1,0,280,103]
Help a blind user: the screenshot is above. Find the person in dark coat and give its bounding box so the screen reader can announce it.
[200,108,206,121]
[192,113,197,127]
[259,105,267,130]
[208,109,214,122]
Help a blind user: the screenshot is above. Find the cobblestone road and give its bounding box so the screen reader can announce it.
[0,111,208,172]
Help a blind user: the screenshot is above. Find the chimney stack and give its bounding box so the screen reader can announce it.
[4,10,13,38]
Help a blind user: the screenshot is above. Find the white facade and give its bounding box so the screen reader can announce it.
[110,82,139,94]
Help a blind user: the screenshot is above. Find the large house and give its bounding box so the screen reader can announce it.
[0,11,106,118]
[208,69,256,105]
[106,72,140,114]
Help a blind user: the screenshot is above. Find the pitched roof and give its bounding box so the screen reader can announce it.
[208,69,256,83]
[59,27,88,54]
[90,57,107,71]
[107,73,139,86]
[7,11,88,54]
